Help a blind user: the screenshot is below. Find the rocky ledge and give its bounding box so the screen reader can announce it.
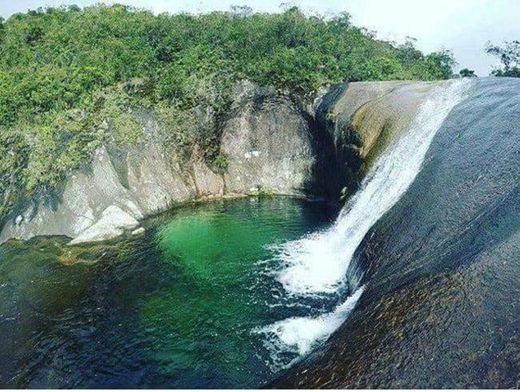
[0,80,443,245]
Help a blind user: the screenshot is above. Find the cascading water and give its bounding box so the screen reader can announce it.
[256,79,471,368]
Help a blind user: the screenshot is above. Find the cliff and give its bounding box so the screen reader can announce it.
[0,80,444,244]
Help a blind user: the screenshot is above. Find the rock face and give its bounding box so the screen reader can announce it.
[69,205,139,245]
[221,86,315,195]
[0,80,447,245]
[1,146,146,243]
[314,80,442,192]
[0,83,320,244]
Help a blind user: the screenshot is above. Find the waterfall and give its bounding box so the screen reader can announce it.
[257,79,471,367]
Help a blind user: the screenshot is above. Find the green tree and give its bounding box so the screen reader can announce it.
[459,68,476,78]
[485,40,520,77]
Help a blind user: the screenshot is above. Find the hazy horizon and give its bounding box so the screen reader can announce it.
[1,0,519,76]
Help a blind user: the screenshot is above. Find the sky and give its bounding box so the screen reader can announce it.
[1,0,519,76]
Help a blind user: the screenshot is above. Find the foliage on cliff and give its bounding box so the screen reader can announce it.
[0,4,454,224]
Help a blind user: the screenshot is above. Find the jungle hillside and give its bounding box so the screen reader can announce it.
[0,4,455,224]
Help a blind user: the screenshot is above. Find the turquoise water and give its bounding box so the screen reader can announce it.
[0,197,337,388]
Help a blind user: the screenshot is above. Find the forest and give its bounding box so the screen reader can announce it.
[0,4,455,223]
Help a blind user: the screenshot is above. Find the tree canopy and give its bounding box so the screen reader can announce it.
[486,40,520,77]
[0,4,455,128]
[459,68,476,78]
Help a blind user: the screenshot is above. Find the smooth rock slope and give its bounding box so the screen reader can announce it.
[274,77,519,388]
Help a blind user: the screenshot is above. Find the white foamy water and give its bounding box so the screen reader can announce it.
[254,286,365,368]
[256,79,470,369]
[276,79,470,295]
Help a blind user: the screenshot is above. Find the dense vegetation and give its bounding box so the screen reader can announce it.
[0,4,455,224]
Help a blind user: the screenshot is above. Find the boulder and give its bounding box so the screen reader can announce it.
[69,205,139,245]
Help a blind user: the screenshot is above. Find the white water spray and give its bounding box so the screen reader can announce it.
[277,79,470,295]
[253,285,365,370]
[257,79,470,365]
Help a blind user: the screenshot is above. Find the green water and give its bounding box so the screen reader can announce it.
[0,197,336,388]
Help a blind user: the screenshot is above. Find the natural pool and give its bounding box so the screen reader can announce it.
[0,197,347,388]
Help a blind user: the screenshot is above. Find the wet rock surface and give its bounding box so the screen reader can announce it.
[274,78,520,388]
[314,80,442,193]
